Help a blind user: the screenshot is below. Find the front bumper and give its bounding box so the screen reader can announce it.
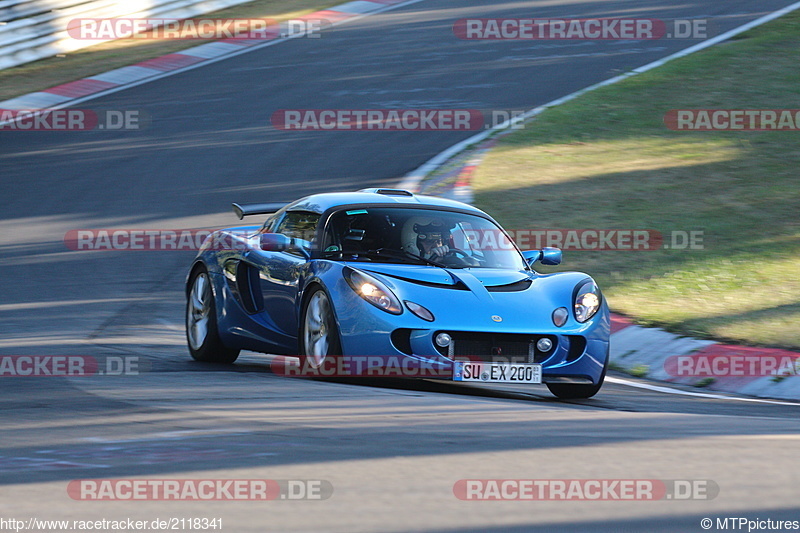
[332,276,610,385]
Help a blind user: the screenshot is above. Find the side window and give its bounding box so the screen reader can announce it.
[261,213,280,233]
[276,211,320,254]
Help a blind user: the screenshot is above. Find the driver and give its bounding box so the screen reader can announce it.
[402,217,452,261]
[416,221,450,261]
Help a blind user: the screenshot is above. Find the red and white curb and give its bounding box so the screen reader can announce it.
[0,0,417,121]
[409,138,499,204]
[610,316,800,401]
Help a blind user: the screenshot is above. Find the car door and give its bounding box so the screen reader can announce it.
[245,210,320,338]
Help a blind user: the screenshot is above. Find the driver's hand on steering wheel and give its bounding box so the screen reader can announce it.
[427,242,450,260]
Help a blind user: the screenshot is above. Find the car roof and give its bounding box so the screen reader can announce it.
[283,189,487,216]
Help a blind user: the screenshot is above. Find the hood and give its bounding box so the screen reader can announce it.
[357,263,462,287]
[341,262,596,331]
[355,264,530,290]
[455,269,531,288]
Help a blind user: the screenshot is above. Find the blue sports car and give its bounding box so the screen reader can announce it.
[185,188,610,399]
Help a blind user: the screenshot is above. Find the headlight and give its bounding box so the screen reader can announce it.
[574,280,601,323]
[344,268,402,315]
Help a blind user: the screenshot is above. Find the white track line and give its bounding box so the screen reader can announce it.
[607,377,800,406]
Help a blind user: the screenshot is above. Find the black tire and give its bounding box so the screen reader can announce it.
[186,266,239,364]
[299,286,341,369]
[546,350,608,399]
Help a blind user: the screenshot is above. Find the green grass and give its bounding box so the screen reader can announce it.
[695,378,716,388]
[472,11,800,349]
[0,0,337,101]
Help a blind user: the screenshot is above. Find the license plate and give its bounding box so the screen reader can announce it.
[453,362,542,384]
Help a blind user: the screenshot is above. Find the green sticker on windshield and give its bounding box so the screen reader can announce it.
[346,209,368,215]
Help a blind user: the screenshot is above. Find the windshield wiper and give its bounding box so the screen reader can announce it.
[366,248,452,269]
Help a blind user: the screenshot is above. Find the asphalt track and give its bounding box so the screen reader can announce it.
[1,1,799,531]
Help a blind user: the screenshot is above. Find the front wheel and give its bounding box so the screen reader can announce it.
[300,287,341,369]
[186,267,239,364]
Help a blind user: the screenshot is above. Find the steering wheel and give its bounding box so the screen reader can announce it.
[440,248,478,267]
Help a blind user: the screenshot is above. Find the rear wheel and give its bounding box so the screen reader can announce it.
[186,267,239,364]
[300,287,341,369]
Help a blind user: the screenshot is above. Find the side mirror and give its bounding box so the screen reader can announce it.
[260,233,292,252]
[541,247,562,266]
[260,233,311,259]
[522,247,562,267]
[522,250,540,267]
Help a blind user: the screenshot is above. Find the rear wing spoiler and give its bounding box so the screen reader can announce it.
[232,202,288,220]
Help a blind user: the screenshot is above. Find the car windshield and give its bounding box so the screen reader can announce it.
[320,207,526,270]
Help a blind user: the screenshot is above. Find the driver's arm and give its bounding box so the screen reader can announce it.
[427,240,450,259]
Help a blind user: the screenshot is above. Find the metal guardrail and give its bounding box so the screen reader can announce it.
[0,0,255,71]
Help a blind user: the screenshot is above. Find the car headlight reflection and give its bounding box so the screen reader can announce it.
[574,281,601,323]
[344,268,402,315]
